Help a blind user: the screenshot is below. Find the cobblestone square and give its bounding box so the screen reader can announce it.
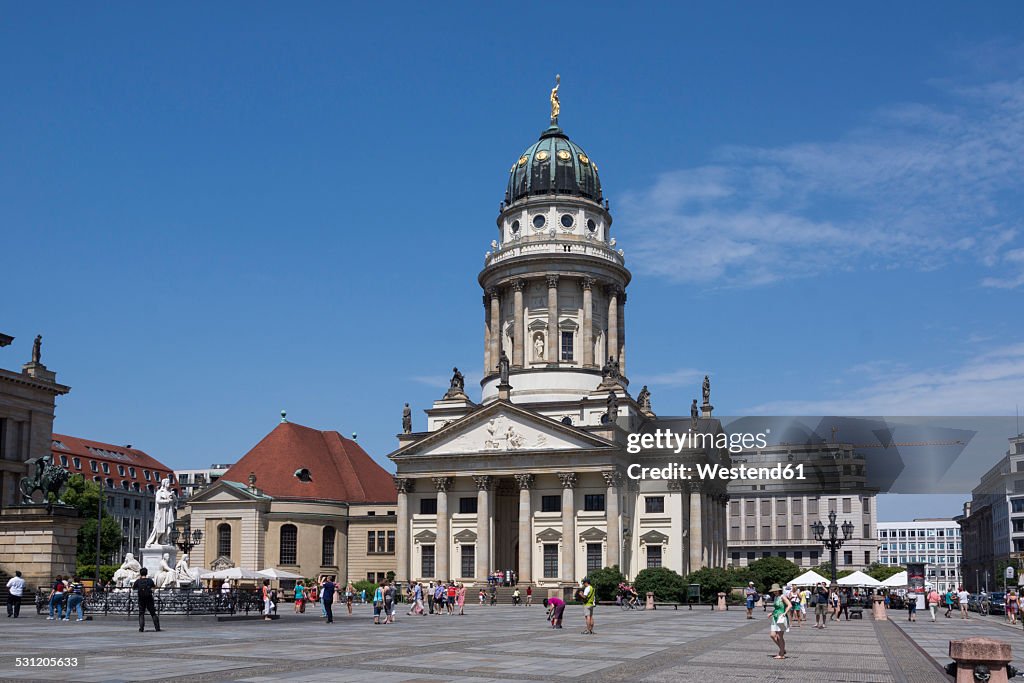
[0,605,982,682]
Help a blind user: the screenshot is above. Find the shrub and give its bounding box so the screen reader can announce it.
[586,565,626,601]
[685,567,734,602]
[634,566,686,602]
[75,564,119,584]
[352,580,377,598]
[747,557,800,593]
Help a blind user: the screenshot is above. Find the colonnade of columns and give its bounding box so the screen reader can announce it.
[664,481,729,574]
[482,276,625,374]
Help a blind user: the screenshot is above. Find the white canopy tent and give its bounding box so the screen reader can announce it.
[881,571,908,588]
[789,570,829,586]
[257,568,305,580]
[208,567,265,580]
[837,570,883,587]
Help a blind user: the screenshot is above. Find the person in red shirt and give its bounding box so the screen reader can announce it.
[526,585,533,607]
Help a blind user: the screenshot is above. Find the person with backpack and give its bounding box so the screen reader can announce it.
[373,582,385,624]
[133,568,160,632]
[580,577,597,634]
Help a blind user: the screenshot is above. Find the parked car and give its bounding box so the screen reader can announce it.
[987,592,1006,615]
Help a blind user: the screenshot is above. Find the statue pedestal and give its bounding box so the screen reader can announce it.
[140,545,176,582]
[0,505,83,590]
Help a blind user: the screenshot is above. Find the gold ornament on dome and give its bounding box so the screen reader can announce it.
[592,162,599,172]
[578,153,589,165]
[536,150,550,161]
[556,149,571,161]
[518,155,528,167]
[510,163,517,173]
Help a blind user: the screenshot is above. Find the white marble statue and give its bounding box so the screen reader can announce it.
[154,552,176,589]
[534,336,544,361]
[112,552,141,588]
[145,477,177,547]
[174,554,198,586]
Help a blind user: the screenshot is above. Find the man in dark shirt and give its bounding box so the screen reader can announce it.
[321,576,336,624]
[133,568,160,632]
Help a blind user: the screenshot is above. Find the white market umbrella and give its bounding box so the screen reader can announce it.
[790,570,829,586]
[881,571,908,588]
[209,567,265,580]
[837,570,883,587]
[257,568,305,580]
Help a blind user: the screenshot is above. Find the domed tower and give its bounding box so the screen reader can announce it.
[480,80,631,405]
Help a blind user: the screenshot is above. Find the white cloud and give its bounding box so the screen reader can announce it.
[638,367,704,388]
[618,68,1024,289]
[745,343,1024,415]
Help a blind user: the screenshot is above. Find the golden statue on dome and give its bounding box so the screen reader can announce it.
[550,74,560,125]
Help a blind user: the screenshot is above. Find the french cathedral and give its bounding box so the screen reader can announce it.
[388,86,731,587]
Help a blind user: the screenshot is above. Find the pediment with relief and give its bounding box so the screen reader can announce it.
[410,409,603,457]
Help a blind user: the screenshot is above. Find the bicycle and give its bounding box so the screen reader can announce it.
[620,595,643,610]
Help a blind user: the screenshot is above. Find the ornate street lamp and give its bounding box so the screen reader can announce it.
[169,522,203,554]
[812,510,854,585]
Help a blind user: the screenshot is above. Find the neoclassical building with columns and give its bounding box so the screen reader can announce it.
[388,98,730,588]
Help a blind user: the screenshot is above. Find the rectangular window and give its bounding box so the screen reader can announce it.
[560,331,574,361]
[794,551,803,564]
[543,544,559,578]
[90,460,98,473]
[541,495,562,513]
[645,496,665,514]
[730,501,739,516]
[864,551,871,565]
[792,499,802,515]
[459,497,478,514]
[745,500,755,515]
[647,545,662,568]
[378,531,387,553]
[587,543,602,573]
[761,500,771,516]
[745,524,755,540]
[776,525,787,540]
[761,524,771,540]
[584,494,605,512]
[367,531,376,553]
[461,544,475,578]
[843,498,852,514]
[387,530,395,553]
[828,498,837,513]
[776,499,787,515]
[422,545,435,578]
[747,552,755,562]
[1013,519,1024,533]
[732,552,741,564]
[863,524,871,539]
[1013,499,1024,513]
[420,498,437,515]
[843,550,853,565]
[811,550,819,563]
[808,498,819,515]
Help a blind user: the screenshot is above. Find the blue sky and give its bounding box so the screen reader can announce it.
[2,2,1022,521]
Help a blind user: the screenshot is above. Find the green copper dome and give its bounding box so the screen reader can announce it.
[505,126,603,205]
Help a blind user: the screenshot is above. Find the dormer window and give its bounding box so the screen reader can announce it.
[294,468,312,483]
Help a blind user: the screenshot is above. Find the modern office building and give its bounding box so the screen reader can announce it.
[877,519,962,592]
[175,464,234,500]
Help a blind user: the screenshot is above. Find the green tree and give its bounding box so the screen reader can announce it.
[747,557,799,593]
[587,565,626,601]
[634,566,687,602]
[62,475,122,567]
[864,562,904,582]
[685,567,734,602]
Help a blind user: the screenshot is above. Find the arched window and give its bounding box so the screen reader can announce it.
[217,523,231,558]
[322,526,336,566]
[280,524,297,565]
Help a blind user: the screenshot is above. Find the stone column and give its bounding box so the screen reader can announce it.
[483,295,491,375]
[602,470,622,569]
[394,477,413,582]
[512,279,525,368]
[606,286,619,365]
[515,474,534,582]
[546,275,559,364]
[618,291,626,376]
[559,472,577,582]
[689,483,703,570]
[489,289,501,375]
[433,476,452,580]
[668,480,686,574]
[582,278,595,367]
[473,475,493,581]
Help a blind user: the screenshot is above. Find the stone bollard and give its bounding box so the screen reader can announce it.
[717,592,727,611]
[872,595,887,621]
[947,637,1014,683]
[646,591,655,610]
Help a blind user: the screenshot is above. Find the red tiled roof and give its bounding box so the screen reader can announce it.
[220,422,396,504]
[51,433,175,492]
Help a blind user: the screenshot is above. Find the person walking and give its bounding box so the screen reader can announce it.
[66,577,85,622]
[957,586,970,620]
[927,588,941,622]
[446,582,457,614]
[47,575,66,621]
[457,583,466,615]
[829,587,840,620]
[814,582,829,629]
[321,576,337,624]
[512,587,521,606]
[373,582,385,624]
[1007,590,1019,625]
[906,591,918,622]
[580,577,596,634]
[768,584,791,660]
[944,589,954,618]
[384,581,396,624]
[294,581,305,614]
[6,570,24,618]
[346,582,355,616]
[838,588,850,621]
[543,596,565,629]
[526,585,533,607]
[133,568,160,632]
[261,579,273,621]
[786,586,802,627]
[744,581,758,619]
[408,581,423,615]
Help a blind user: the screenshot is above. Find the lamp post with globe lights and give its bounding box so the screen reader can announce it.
[812,510,854,586]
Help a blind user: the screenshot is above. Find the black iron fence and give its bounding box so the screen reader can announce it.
[37,588,266,616]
